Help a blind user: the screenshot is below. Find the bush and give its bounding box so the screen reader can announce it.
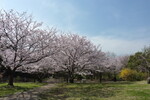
[119,68,146,81]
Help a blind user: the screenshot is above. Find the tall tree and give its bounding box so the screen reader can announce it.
[88,51,106,83]
[0,10,57,86]
[106,53,124,82]
[53,34,105,83]
[127,50,149,74]
[28,57,56,82]
[142,46,150,76]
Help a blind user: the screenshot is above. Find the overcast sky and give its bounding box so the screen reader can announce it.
[0,0,150,55]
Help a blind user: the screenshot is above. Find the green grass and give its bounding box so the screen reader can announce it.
[38,81,150,100]
[0,82,46,97]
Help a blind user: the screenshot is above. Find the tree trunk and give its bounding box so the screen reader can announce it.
[33,79,36,83]
[99,72,102,83]
[147,77,150,84]
[68,72,74,83]
[69,74,74,83]
[38,78,43,83]
[69,78,74,83]
[65,76,69,83]
[148,68,150,77]
[113,73,117,82]
[8,71,14,87]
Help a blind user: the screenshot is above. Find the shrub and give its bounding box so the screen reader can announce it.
[119,68,146,81]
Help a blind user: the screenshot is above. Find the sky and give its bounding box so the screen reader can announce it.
[0,0,150,55]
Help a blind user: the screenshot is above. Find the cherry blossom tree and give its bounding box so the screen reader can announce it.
[0,10,57,86]
[86,50,106,83]
[29,57,56,82]
[52,34,106,83]
[120,55,129,68]
[106,53,125,82]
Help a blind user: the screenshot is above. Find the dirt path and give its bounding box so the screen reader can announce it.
[0,83,56,100]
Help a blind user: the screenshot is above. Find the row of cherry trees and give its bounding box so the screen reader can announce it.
[0,10,128,86]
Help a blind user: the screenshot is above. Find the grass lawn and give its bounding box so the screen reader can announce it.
[38,81,150,100]
[0,82,46,97]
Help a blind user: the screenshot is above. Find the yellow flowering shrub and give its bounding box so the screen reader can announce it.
[119,68,146,81]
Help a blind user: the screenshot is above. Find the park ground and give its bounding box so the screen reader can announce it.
[0,82,46,97]
[0,81,150,100]
[38,81,150,100]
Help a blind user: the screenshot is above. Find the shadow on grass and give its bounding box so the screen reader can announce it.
[0,85,31,97]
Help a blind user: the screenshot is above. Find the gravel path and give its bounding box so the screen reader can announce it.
[0,83,56,100]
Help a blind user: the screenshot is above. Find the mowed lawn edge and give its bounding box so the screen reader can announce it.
[38,81,150,100]
[0,82,46,97]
